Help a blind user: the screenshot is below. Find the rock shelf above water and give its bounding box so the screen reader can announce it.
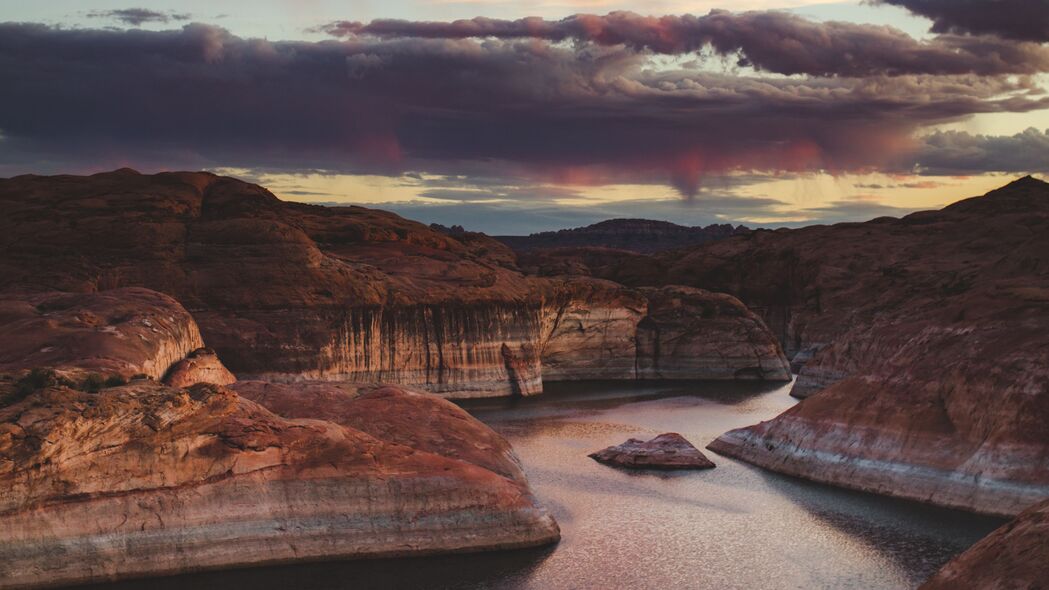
[589,433,716,470]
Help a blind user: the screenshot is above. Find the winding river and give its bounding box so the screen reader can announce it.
[91,380,1003,590]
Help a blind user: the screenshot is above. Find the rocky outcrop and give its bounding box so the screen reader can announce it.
[231,381,528,483]
[704,177,1049,517]
[0,382,560,589]
[539,281,790,382]
[590,433,716,470]
[163,347,237,388]
[920,499,1049,589]
[635,286,791,381]
[0,170,790,397]
[0,288,204,382]
[497,219,749,254]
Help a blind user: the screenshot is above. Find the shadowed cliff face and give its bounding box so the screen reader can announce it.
[693,177,1049,516]
[923,495,1044,587]
[919,498,1049,590]
[0,170,790,397]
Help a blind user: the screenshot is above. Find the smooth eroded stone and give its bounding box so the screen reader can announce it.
[0,382,560,589]
[589,433,716,470]
[920,499,1049,590]
[0,288,204,382]
[163,347,237,388]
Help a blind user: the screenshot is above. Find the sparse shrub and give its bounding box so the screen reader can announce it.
[3,368,70,407]
[80,373,105,393]
[104,375,128,388]
[130,373,150,381]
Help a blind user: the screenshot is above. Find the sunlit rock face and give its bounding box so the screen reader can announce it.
[0,383,560,589]
[0,170,791,398]
[163,347,237,388]
[0,288,204,382]
[702,177,1049,516]
[232,381,530,484]
[919,498,1049,590]
[234,303,545,398]
[540,279,648,381]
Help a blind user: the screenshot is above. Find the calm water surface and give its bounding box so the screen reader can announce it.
[93,381,1004,590]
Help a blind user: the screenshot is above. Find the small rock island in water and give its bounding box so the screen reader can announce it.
[590,433,717,470]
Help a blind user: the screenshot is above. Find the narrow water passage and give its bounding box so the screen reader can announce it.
[88,381,1004,590]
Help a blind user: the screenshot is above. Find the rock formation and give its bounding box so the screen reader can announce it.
[231,381,528,483]
[497,219,749,254]
[0,382,559,589]
[510,177,1049,516]
[920,499,1049,589]
[634,286,791,381]
[698,177,1049,516]
[0,170,789,397]
[163,347,237,388]
[0,288,204,382]
[590,433,716,470]
[0,287,558,588]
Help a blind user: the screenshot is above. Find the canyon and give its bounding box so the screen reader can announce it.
[1,169,1046,587]
[0,169,792,588]
[0,286,558,588]
[520,177,1049,518]
[0,169,789,398]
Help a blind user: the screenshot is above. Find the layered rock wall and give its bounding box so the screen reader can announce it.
[0,384,560,589]
[236,303,545,398]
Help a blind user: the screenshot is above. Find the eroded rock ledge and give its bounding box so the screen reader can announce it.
[0,382,559,589]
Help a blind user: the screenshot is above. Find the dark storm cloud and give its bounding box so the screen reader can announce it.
[1,22,1048,195]
[85,8,191,26]
[913,128,1049,175]
[319,10,1049,76]
[874,1,1049,42]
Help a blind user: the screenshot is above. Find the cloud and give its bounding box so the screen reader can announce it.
[0,22,1047,196]
[85,8,192,26]
[913,127,1049,175]
[318,10,1049,76]
[873,1,1049,42]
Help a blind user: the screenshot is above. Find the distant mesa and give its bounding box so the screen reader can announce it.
[496,218,750,254]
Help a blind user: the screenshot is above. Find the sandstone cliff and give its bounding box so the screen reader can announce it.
[0,170,789,397]
[0,288,205,382]
[698,177,1049,516]
[920,498,1049,589]
[0,382,559,589]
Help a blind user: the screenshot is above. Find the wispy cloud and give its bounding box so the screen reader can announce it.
[85,8,192,26]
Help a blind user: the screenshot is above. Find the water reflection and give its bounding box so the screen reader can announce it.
[81,380,1003,590]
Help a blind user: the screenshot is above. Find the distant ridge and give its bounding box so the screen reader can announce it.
[495,218,750,254]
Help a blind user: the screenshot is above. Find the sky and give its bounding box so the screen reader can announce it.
[1,0,1048,234]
